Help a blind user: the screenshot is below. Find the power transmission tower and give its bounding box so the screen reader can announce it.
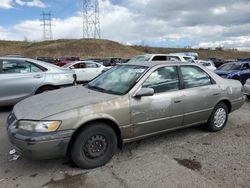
[82,0,101,39]
[40,11,53,41]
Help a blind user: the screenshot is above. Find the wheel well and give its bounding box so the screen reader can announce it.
[66,119,123,158]
[35,85,58,94]
[218,100,232,113]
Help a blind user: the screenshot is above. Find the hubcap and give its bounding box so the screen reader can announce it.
[83,135,107,159]
[214,108,226,128]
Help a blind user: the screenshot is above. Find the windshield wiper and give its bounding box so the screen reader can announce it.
[87,84,122,95]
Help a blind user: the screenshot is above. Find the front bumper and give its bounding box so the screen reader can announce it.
[7,116,74,160]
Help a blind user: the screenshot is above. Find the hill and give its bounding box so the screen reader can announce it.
[1,39,250,60]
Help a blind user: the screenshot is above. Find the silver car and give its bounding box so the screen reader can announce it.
[7,61,245,169]
[0,57,75,106]
[244,78,250,99]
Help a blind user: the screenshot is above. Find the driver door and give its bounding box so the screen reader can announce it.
[130,66,184,137]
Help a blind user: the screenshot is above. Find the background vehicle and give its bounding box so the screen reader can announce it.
[35,57,59,64]
[55,56,80,67]
[7,62,244,169]
[128,54,195,63]
[214,61,250,84]
[243,78,250,99]
[196,60,216,71]
[0,57,75,106]
[208,58,224,68]
[63,61,109,82]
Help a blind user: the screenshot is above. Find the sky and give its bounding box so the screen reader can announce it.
[0,0,250,50]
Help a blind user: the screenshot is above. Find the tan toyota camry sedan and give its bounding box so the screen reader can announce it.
[6,61,245,169]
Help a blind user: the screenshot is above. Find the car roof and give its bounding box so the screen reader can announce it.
[124,61,193,68]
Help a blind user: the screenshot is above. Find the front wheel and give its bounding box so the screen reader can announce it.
[71,123,117,169]
[206,103,228,132]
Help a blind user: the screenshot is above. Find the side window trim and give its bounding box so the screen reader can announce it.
[25,61,47,72]
[179,65,215,89]
[142,65,180,94]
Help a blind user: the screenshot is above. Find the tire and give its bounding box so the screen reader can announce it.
[247,95,250,100]
[35,86,56,94]
[71,123,117,169]
[206,103,228,132]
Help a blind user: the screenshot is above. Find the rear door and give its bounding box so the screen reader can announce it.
[180,65,221,126]
[0,59,45,105]
[85,62,102,80]
[130,66,184,137]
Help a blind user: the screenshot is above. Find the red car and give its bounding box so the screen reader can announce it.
[55,57,80,67]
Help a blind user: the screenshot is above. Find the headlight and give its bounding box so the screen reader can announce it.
[18,121,61,132]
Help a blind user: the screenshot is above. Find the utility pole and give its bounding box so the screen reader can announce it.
[41,11,53,41]
[82,0,101,39]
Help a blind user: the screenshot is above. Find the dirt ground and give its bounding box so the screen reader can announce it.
[0,101,249,188]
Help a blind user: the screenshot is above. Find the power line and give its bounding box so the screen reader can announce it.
[82,0,101,39]
[40,11,53,41]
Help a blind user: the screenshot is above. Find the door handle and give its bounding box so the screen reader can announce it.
[174,99,182,103]
[213,93,220,96]
[33,75,42,78]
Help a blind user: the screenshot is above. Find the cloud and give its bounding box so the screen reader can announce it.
[15,0,46,8]
[0,0,13,9]
[1,0,250,50]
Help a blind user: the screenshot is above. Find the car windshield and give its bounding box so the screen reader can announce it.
[87,65,148,95]
[217,63,241,71]
[129,55,151,62]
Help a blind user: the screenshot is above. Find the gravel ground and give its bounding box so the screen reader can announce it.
[0,101,249,188]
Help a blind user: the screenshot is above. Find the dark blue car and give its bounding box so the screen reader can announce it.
[214,61,250,85]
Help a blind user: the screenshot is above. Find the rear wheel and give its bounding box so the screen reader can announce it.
[71,123,117,169]
[35,86,56,94]
[206,103,228,132]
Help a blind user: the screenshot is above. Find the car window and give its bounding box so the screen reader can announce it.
[142,66,179,93]
[151,56,167,61]
[167,56,180,61]
[201,62,211,67]
[1,60,42,74]
[242,63,250,70]
[85,63,98,68]
[183,57,192,61]
[181,66,212,89]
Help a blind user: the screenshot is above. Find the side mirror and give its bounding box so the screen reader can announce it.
[134,88,154,98]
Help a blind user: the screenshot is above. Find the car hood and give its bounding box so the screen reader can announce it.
[13,86,119,120]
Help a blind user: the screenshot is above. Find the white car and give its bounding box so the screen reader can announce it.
[63,61,108,82]
[128,54,195,63]
[196,60,216,71]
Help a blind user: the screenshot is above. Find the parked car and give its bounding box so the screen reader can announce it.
[0,57,76,106]
[208,58,224,68]
[128,54,195,63]
[214,61,250,85]
[35,57,59,64]
[243,78,250,99]
[196,60,216,71]
[55,57,80,67]
[63,61,109,82]
[7,61,245,169]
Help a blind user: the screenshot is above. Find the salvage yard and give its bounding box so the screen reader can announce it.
[0,100,249,188]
